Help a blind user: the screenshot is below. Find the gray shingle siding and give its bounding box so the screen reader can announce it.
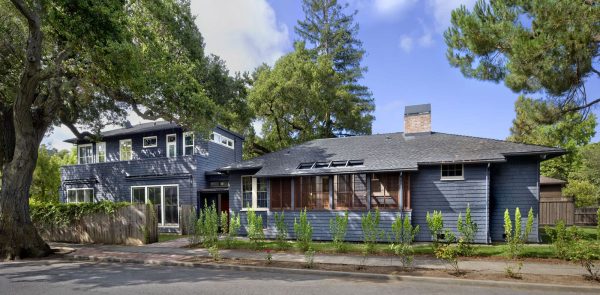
[489,157,540,242]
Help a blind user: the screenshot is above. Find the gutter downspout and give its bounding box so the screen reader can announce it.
[486,163,491,244]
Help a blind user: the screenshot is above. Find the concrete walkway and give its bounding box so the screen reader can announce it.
[51,238,586,277]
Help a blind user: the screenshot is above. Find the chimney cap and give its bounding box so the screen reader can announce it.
[405,104,431,116]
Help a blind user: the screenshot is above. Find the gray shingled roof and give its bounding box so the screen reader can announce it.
[218,132,565,177]
[540,176,567,185]
[65,121,244,143]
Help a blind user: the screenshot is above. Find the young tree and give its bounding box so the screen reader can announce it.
[445,1,600,115]
[30,145,63,203]
[0,0,237,259]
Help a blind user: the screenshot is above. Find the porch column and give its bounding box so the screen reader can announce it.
[399,172,404,212]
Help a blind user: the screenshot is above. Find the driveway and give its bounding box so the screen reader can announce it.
[0,260,589,295]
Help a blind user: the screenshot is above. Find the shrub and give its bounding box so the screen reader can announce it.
[220,211,229,235]
[208,245,221,261]
[186,207,200,246]
[568,241,600,281]
[329,211,349,252]
[426,210,444,248]
[294,209,313,251]
[545,220,581,260]
[503,207,534,259]
[246,208,265,248]
[434,230,462,275]
[225,212,241,247]
[265,249,273,264]
[361,208,384,253]
[389,214,420,269]
[304,247,315,269]
[30,201,130,226]
[198,200,219,247]
[274,212,288,246]
[457,204,478,256]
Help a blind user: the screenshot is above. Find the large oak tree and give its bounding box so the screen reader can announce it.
[0,0,240,259]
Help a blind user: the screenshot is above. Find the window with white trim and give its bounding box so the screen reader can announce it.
[441,164,464,180]
[210,132,234,149]
[78,144,93,164]
[120,139,133,161]
[96,142,106,163]
[242,176,253,208]
[241,176,268,209]
[67,188,94,203]
[166,134,177,157]
[143,136,157,148]
[130,185,179,225]
[183,132,194,155]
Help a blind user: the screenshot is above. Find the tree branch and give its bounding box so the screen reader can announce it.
[9,0,37,25]
[561,97,600,114]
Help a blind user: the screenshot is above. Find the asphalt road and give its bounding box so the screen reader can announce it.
[0,260,588,295]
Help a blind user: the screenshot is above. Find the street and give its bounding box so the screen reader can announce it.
[0,260,587,295]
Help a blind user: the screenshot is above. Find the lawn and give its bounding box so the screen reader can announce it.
[158,233,189,243]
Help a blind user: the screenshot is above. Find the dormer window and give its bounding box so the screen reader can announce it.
[441,164,464,180]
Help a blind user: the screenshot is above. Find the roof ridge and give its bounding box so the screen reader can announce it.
[434,132,564,150]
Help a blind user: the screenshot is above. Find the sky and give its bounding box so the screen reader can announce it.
[43,0,600,150]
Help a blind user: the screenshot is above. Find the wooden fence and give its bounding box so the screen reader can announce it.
[539,198,575,225]
[574,207,599,226]
[36,204,158,245]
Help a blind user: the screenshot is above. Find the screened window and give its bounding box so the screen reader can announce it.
[120,139,133,161]
[242,177,253,209]
[96,142,106,163]
[143,136,157,148]
[441,164,464,180]
[270,178,292,210]
[183,132,194,155]
[67,188,94,203]
[78,144,93,164]
[294,176,329,210]
[334,174,367,209]
[370,173,399,209]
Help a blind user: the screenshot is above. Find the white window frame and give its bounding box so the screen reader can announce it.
[166,134,177,158]
[440,163,464,181]
[96,142,106,163]
[241,176,268,211]
[78,143,94,165]
[130,184,179,226]
[210,132,234,149]
[143,136,158,148]
[66,188,94,203]
[119,139,133,161]
[183,132,194,156]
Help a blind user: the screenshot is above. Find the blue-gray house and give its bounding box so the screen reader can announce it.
[60,121,243,232]
[217,104,565,243]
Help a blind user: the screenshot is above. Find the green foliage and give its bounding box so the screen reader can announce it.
[29,201,130,226]
[220,211,229,236]
[208,245,221,261]
[274,212,288,246]
[246,209,265,248]
[457,205,478,256]
[504,208,535,259]
[445,1,600,112]
[434,242,462,275]
[563,179,600,208]
[186,207,200,246]
[329,211,349,252]
[563,143,600,207]
[197,201,219,247]
[225,212,241,248]
[508,96,597,181]
[390,214,420,269]
[30,146,76,204]
[568,241,600,281]
[545,220,581,260]
[293,209,313,251]
[597,208,600,242]
[304,247,315,269]
[426,210,444,248]
[361,208,384,253]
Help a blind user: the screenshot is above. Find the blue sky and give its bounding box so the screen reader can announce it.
[43,0,600,150]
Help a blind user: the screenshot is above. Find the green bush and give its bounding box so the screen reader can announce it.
[545,220,581,260]
[361,208,384,253]
[30,201,130,226]
[568,241,600,281]
[274,212,288,246]
[293,209,313,251]
[329,211,349,252]
[186,207,200,245]
[197,200,219,247]
[504,207,534,259]
[390,214,420,269]
[225,212,241,247]
[220,211,229,234]
[457,205,478,256]
[426,210,444,248]
[246,209,265,248]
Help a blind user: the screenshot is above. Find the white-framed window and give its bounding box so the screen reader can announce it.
[183,132,194,156]
[241,176,268,210]
[78,144,93,164]
[66,188,94,203]
[166,134,177,157]
[210,132,234,149]
[96,142,106,163]
[120,139,133,161]
[130,185,179,226]
[143,136,158,148]
[441,164,464,180]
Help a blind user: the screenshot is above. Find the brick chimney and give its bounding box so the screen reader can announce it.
[404,104,431,134]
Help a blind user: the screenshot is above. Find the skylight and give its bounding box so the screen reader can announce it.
[296,160,364,170]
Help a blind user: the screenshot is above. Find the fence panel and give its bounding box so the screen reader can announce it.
[574,207,599,226]
[539,199,575,225]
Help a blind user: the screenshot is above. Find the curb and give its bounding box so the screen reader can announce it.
[65,254,600,293]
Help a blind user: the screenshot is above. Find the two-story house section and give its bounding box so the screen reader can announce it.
[60,121,243,232]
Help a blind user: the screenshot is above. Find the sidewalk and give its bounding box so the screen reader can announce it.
[51,238,587,277]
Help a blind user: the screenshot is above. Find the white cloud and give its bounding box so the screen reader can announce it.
[190,0,290,73]
[429,0,476,31]
[417,31,434,47]
[373,0,417,16]
[398,35,413,52]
